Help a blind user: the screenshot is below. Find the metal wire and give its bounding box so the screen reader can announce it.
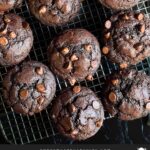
[0,0,150,145]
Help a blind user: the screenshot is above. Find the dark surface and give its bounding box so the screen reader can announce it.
[51,86,104,141]
[102,11,150,68]
[0,135,8,144]
[103,69,150,120]
[0,116,150,144]
[48,29,101,85]
[0,0,22,13]
[29,0,81,26]
[3,61,56,115]
[99,0,139,10]
[0,13,33,66]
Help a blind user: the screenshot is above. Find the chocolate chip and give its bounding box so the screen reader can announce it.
[120,63,128,69]
[104,32,111,39]
[105,20,111,29]
[35,67,44,75]
[68,103,77,113]
[86,74,94,81]
[36,83,46,93]
[61,4,71,14]
[68,78,76,86]
[96,120,102,127]
[136,13,144,21]
[4,17,11,23]
[139,24,145,33]
[0,37,8,46]
[92,101,100,110]
[61,47,69,55]
[70,54,78,61]
[64,61,72,70]
[9,32,16,39]
[71,129,79,135]
[109,92,117,103]
[73,86,81,94]
[37,97,45,105]
[39,6,47,14]
[19,89,29,100]
[123,14,129,20]
[111,79,119,86]
[102,46,109,54]
[146,102,150,111]
[84,44,93,52]
[125,34,130,40]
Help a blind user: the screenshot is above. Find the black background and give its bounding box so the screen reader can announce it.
[0,117,150,144]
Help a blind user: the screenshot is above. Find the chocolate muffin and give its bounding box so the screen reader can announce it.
[48,29,101,86]
[3,61,56,116]
[0,13,33,66]
[51,86,104,140]
[104,69,150,121]
[102,11,150,69]
[99,0,139,10]
[0,0,22,13]
[29,0,81,26]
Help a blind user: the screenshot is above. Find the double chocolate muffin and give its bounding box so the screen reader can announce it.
[29,0,81,26]
[48,29,101,86]
[99,0,139,10]
[0,13,33,66]
[3,61,56,116]
[104,69,150,121]
[0,0,22,13]
[51,86,104,140]
[102,11,150,69]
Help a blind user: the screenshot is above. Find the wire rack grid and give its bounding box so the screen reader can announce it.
[0,0,150,145]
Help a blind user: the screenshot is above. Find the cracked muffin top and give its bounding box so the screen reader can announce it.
[28,0,81,26]
[51,86,104,140]
[99,0,139,10]
[3,61,56,116]
[0,13,33,66]
[0,0,22,13]
[104,69,150,121]
[102,11,150,69]
[48,29,101,86]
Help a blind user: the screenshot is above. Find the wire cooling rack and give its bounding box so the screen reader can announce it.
[0,0,150,145]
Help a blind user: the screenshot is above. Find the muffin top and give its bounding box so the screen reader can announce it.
[51,86,104,140]
[29,0,81,26]
[0,13,33,66]
[102,11,150,68]
[48,29,101,85]
[104,69,150,120]
[3,61,56,115]
[99,0,139,10]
